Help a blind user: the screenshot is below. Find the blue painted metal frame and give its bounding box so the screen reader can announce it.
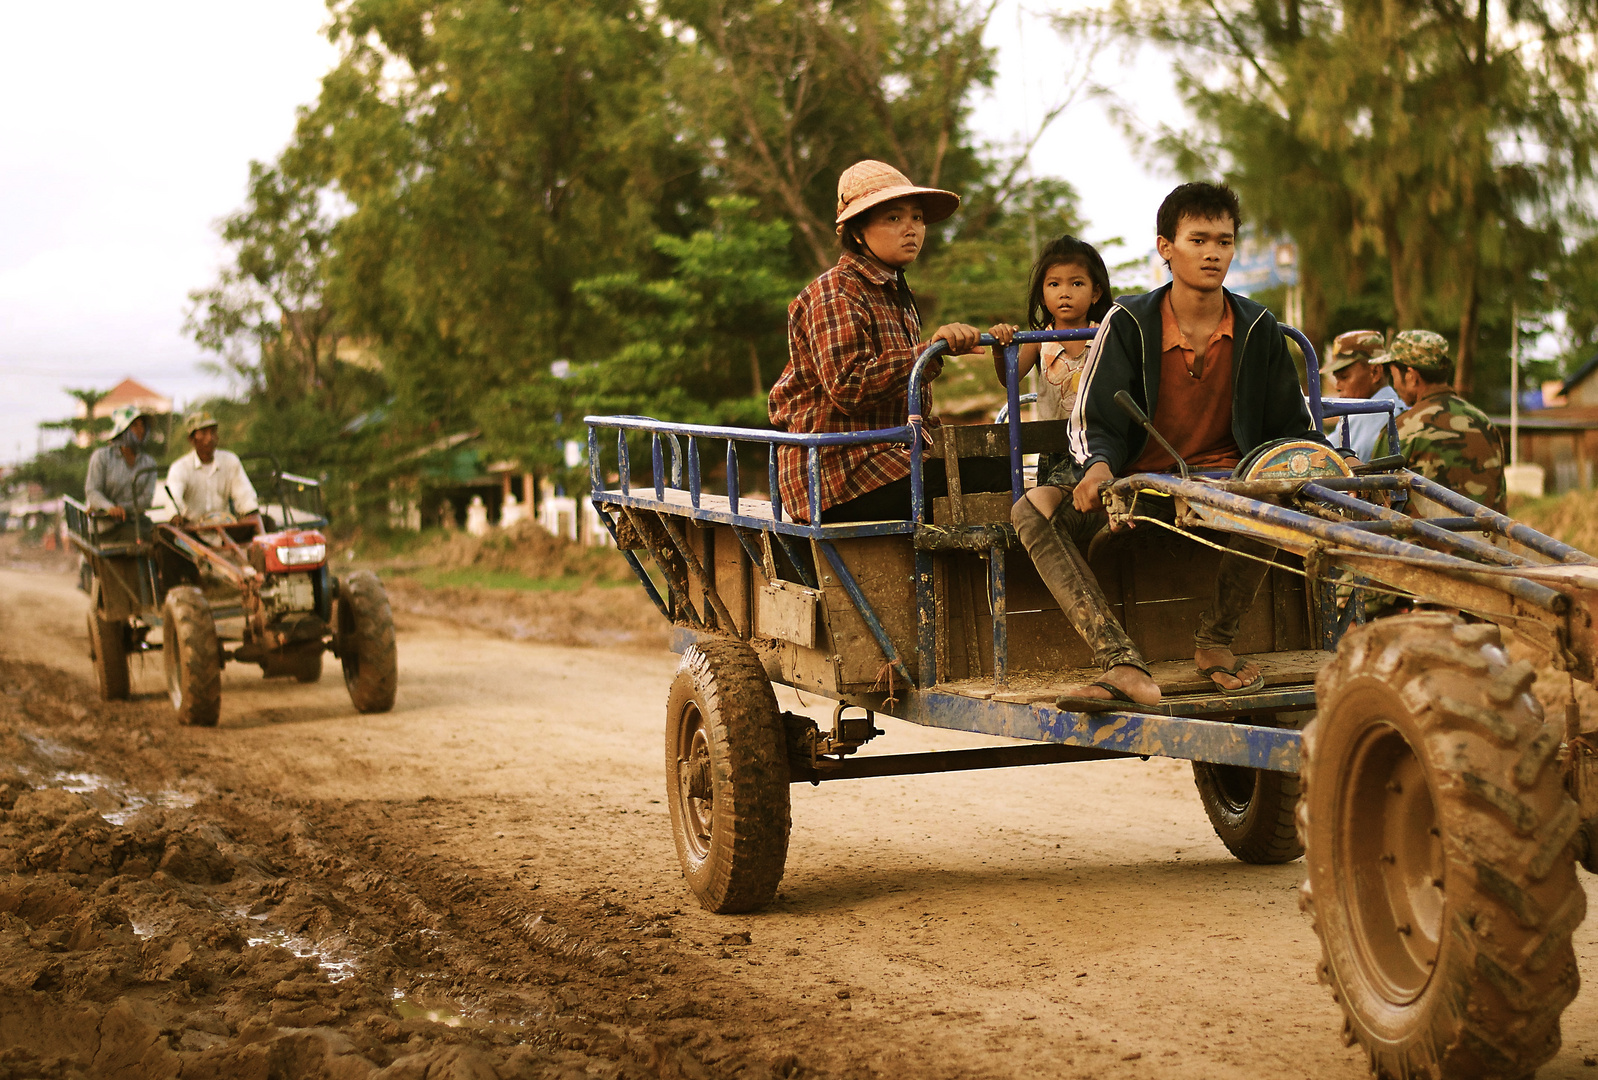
[900,691,1302,774]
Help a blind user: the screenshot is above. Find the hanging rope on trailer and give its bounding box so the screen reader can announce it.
[870,661,900,709]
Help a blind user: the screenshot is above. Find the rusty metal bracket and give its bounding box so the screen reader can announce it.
[656,513,741,635]
[620,507,703,628]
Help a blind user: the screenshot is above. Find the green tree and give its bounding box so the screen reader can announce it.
[292,0,706,469]
[37,388,113,445]
[560,196,799,427]
[663,0,998,271]
[186,160,342,405]
[1070,0,1598,398]
[913,178,1088,328]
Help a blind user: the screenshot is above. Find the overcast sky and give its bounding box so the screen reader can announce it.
[0,1,1182,466]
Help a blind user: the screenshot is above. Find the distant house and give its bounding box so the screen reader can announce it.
[1492,354,1598,493]
[74,377,173,447]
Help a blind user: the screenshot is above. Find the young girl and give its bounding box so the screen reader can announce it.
[990,236,1113,486]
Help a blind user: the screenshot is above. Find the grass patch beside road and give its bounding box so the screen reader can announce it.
[1509,491,1598,555]
[395,565,630,592]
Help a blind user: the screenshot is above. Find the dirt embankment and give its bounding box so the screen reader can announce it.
[356,523,669,652]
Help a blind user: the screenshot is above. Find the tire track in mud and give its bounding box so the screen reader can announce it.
[0,656,914,1080]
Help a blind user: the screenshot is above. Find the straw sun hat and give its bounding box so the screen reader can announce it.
[834,160,960,235]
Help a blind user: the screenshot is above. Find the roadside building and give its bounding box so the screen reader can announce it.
[1491,354,1598,494]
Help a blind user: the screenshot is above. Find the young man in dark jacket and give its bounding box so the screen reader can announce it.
[1006,182,1328,709]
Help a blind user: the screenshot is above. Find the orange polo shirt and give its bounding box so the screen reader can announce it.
[1127,291,1242,474]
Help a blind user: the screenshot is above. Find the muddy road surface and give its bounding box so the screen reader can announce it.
[7,565,1598,1079]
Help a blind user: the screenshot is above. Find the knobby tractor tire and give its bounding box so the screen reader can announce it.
[1300,613,1584,1079]
[665,639,791,914]
[86,601,131,702]
[1192,759,1304,864]
[162,586,222,727]
[337,571,397,713]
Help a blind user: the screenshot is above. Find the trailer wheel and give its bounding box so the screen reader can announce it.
[665,639,790,913]
[1192,760,1303,864]
[1301,613,1583,1079]
[337,571,397,713]
[86,602,131,702]
[162,586,221,727]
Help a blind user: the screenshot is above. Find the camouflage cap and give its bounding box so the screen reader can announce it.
[1375,329,1453,379]
[184,410,219,436]
[1327,329,1387,374]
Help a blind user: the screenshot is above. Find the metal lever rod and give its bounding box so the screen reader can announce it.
[1113,390,1189,481]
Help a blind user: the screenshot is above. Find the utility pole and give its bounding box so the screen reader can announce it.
[1510,302,1520,467]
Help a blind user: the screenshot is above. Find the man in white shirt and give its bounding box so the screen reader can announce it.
[166,412,260,526]
[1328,329,1404,462]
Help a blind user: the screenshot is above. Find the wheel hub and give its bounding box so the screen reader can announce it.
[674,704,714,862]
[1339,723,1445,1003]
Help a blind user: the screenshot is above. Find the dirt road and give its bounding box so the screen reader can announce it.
[6,564,1598,1079]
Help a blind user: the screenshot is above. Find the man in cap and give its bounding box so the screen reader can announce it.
[85,406,159,538]
[1372,330,1506,513]
[1327,330,1404,463]
[165,412,260,527]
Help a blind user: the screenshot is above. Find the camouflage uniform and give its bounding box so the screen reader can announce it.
[1370,330,1506,513]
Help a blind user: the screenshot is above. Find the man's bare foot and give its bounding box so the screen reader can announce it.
[1195,646,1262,691]
[1061,664,1161,706]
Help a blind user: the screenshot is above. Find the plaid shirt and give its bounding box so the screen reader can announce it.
[769,253,940,520]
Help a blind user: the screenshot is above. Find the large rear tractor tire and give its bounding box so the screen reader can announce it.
[337,571,397,713]
[162,586,221,727]
[1300,613,1584,1079]
[86,601,131,702]
[665,639,790,913]
[1192,759,1303,864]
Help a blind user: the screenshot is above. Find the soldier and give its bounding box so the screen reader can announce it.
[1372,330,1506,514]
[1327,329,1404,463]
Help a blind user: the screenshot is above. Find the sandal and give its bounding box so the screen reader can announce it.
[1055,681,1163,715]
[1197,660,1266,694]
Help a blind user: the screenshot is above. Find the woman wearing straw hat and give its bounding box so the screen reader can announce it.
[768,160,1001,523]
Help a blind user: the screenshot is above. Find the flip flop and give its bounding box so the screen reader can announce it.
[1055,681,1163,715]
[1197,660,1266,694]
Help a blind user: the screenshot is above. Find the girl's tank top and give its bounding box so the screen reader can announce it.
[1036,338,1092,421]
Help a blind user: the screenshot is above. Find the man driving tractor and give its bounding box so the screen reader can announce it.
[165,411,259,527]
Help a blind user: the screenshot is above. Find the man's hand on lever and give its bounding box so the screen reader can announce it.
[1073,461,1115,513]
